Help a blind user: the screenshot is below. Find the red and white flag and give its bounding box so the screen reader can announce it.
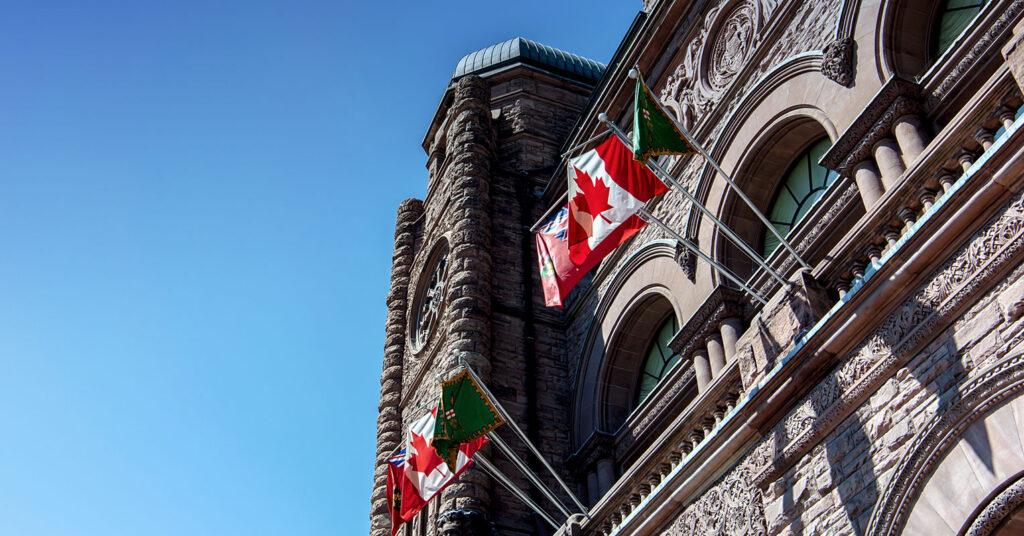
[396,409,486,524]
[567,135,668,267]
[535,205,596,308]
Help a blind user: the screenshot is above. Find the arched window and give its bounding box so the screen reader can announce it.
[635,315,682,405]
[762,138,839,256]
[933,0,987,57]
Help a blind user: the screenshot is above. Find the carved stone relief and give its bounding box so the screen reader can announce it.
[821,37,856,87]
[751,186,1024,487]
[663,459,768,535]
[661,0,778,129]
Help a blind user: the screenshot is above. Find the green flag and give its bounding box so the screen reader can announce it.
[632,76,695,162]
[432,369,505,471]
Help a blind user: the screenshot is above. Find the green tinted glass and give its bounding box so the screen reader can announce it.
[934,0,986,56]
[762,138,839,257]
[636,316,681,405]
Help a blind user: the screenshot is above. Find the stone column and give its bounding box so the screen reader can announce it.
[692,349,712,391]
[586,470,600,506]
[852,160,885,209]
[873,137,906,189]
[707,334,726,376]
[719,317,743,361]
[596,458,617,496]
[369,199,423,536]
[893,115,928,166]
[438,75,496,536]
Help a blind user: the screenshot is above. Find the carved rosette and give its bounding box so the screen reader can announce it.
[821,37,856,87]
[659,0,777,128]
[707,2,760,91]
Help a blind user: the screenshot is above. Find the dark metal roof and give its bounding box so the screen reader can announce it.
[452,37,606,82]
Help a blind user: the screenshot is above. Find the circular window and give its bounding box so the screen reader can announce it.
[635,315,682,405]
[762,138,839,257]
[410,243,449,352]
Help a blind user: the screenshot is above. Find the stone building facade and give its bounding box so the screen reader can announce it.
[369,1,1024,534]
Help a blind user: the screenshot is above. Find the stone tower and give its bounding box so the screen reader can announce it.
[369,38,605,536]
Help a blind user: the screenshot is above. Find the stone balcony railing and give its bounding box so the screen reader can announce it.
[817,67,1021,296]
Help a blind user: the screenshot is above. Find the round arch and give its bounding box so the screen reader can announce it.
[869,354,1024,535]
[674,54,847,287]
[570,241,702,448]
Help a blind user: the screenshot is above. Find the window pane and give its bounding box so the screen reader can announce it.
[762,137,836,257]
[934,0,986,56]
[636,316,682,405]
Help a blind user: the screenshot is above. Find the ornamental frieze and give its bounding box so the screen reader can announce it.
[664,459,768,535]
[660,0,778,129]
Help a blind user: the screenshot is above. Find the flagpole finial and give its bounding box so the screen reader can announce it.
[597,112,609,123]
[628,68,639,79]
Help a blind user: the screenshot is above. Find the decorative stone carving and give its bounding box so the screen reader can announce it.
[964,474,1024,536]
[664,460,767,535]
[660,0,780,129]
[821,37,855,87]
[616,367,697,459]
[668,287,747,362]
[820,78,922,176]
[933,0,1024,106]
[752,187,1024,487]
[870,351,1024,535]
[675,241,697,281]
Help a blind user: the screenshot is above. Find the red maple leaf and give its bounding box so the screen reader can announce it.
[408,432,445,476]
[571,167,614,225]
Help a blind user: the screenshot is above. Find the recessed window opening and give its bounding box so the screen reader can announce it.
[635,315,682,405]
[762,138,839,257]
[933,0,987,58]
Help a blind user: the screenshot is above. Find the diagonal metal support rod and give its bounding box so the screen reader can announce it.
[623,68,811,271]
[488,431,575,520]
[457,359,590,517]
[600,120,791,288]
[638,208,768,305]
[475,453,561,530]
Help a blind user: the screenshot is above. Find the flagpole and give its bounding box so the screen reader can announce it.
[487,431,575,520]
[457,360,591,517]
[637,208,768,305]
[627,68,811,271]
[598,118,791,289]
[475,453,562,530]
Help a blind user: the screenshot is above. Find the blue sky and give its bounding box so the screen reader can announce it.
[0,2,636,534]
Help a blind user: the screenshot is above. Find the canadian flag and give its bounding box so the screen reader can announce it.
[396,409,486,525]
[567,135,668,267]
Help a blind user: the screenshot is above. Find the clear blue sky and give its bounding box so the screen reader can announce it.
[0,2,636,534]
